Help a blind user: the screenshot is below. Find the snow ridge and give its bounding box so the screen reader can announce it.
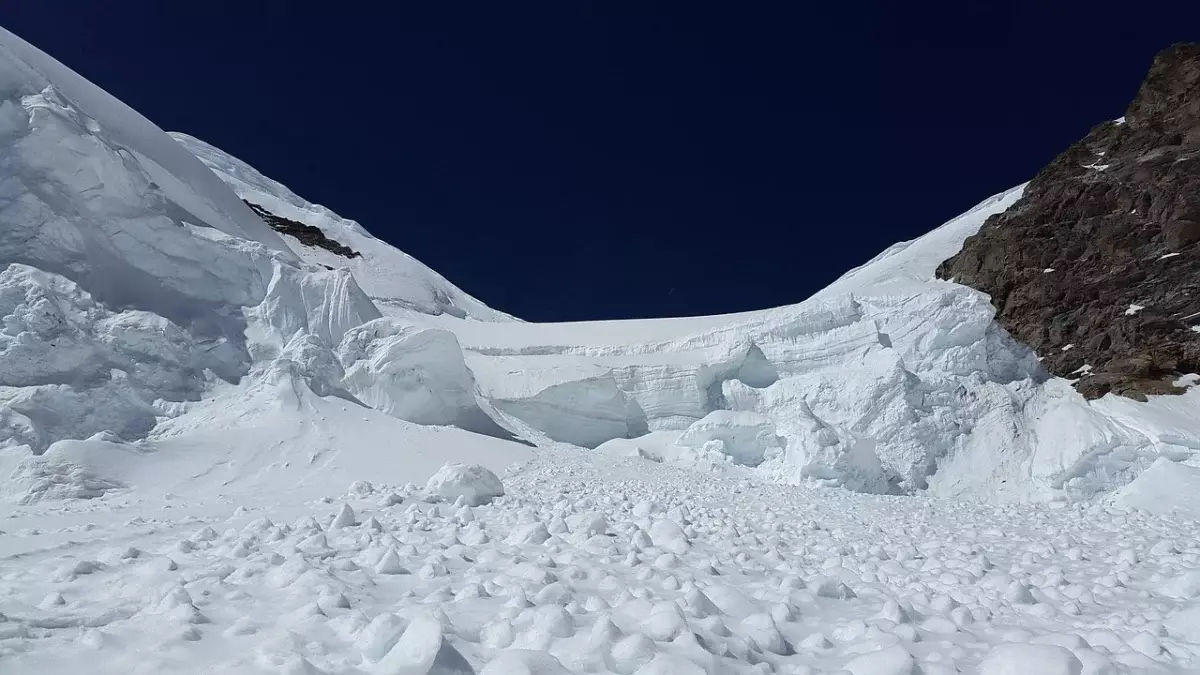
[170,133,516,323]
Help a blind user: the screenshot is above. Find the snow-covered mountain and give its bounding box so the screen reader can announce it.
[4,24,1200,675]
[3,21,1200,503]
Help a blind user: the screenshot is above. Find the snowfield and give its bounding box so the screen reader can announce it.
[7,451,1200,675]
[3,21,1200,675]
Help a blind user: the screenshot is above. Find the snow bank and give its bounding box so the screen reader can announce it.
[3,439,132,503]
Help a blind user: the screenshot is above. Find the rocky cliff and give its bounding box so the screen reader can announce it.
[937,43,1200,400]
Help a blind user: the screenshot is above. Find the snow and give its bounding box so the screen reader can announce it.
[1112,457,1200,517]
[2,21,1200,675]
[978,644,1083,675]
[675,410,785,466]
[170,133,514,323]
[425,462,506,506]
[7,449,1200,674]
[337,319,508,436]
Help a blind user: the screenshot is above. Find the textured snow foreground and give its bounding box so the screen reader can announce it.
[5,21,1200,675]
[6,453,1200,675]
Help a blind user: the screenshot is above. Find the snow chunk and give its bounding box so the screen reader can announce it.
[375,614,472,675]
[979,644,1082,675]
[1165,604,1200,643]
[425,462,505,506]
[676,410,785,467]
[338,320,506,436]
[1161,569,1200,599]
[331,503,356,529]
[1113,457,1200,518]
[844,644,914,675]
[648,518,690,554]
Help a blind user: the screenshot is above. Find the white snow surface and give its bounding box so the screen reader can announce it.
[4,23,1200,675]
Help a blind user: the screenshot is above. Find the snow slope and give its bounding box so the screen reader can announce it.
[170,133,515,323]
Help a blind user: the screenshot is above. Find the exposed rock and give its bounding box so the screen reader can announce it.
[937,44,1200,400]
[244,201,361,259]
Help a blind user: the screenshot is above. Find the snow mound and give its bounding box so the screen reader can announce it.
[337,319,507,437]
[2,440,128,503]
[425,462,505,505]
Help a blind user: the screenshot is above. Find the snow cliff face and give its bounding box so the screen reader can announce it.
[1,23,1199,504]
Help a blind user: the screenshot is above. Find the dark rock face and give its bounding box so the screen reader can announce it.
[244,201,361,259]
[937,44,1200,401]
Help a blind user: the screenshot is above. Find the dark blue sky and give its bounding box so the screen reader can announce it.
[4,3,1197,321]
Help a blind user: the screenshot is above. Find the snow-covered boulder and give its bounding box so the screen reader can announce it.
[425,462,505,506]
[676,410,785,467]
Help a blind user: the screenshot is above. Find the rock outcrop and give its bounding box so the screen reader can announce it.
[245,200,362,258]
[937,43,1200,400]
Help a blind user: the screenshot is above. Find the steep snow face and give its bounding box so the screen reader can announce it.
[0,27,294,324]
[170,133,516,323]
[0,27,389,454]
